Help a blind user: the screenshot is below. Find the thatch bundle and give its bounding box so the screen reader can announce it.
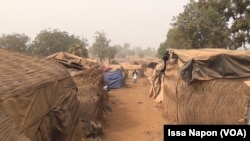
[69,64,110,138]
[72,64,108,122]
[162,49,250,124]
[0,49,82,141]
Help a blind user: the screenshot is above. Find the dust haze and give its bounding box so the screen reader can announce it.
[0,0,189,48]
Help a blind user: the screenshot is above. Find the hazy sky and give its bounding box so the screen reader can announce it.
[0,0,189,49]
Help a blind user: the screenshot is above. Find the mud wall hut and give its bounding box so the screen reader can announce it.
[0,49,82,141]
[162,48,250,124]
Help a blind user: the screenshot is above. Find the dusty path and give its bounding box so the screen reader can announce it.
[102,77,169,141]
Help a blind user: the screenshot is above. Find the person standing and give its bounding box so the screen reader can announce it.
[132,70,138,83]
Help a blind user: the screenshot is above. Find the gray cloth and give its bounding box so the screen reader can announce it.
[166,49,250,83]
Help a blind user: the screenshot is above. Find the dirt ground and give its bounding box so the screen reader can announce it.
[101,76,169,141]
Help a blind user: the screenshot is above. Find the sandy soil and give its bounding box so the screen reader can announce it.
[101,77,169,141]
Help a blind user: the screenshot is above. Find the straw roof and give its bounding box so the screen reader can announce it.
[0,49,70,101]
[105,64,124,70]
[120,62,142,70]
[46,52,98,69]
[0,49,83,141]
[169,48,250,62]
[162,49,250,124]
[166,48,250,83]
[163,61,250,124]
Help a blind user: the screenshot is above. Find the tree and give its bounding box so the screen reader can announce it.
[67,44,88,58]
[144,47,153,56]
[92,31,111,64]
[157,42,168,58]
[158,0,232,55]
[123,43,130,50]
[224,0,250,49]
[87,46,95,57]
[134,46,142,54]
[109,44,122,59]
[113,44,123,51]
[106,46,118,64]
[0,33,30,52]
[126,49,135,57]
[138,52,145,58]
[29,29,88,56]
[116,51,126,59]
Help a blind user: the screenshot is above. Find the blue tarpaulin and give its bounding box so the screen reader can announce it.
[103,69,123,89]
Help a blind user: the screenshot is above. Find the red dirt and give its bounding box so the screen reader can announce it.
[101,77,170,141]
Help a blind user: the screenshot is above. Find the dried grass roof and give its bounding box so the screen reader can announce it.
[105,64,124,70]
[169,48,250,62]
[120,62,142,70]
[0,49,70,101]
[46,52,98,69]
[166,48,250,82]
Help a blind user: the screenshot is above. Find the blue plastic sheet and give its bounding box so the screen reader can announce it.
[103,69,123,89]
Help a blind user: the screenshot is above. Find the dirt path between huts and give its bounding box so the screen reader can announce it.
[101,77,170,141]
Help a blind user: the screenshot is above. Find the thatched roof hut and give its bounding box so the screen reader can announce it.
[120,62,143,78]
[162,48,250,124]
[46,53,110,139]
[46,52,99,77]
[71,65,109,122]
[105,64,124,70]
[46,52,98,69]
[0,49,82,141]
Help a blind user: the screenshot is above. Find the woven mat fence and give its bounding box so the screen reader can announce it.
[163,61,250,124]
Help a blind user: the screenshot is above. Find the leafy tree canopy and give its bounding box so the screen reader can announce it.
[92,31,111,64]
[225,0,250,49]
[0,33,30,53]
[67,44,88,58]
[106,46,118,64]
[29,29,88,56]
[157,0,250,57]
